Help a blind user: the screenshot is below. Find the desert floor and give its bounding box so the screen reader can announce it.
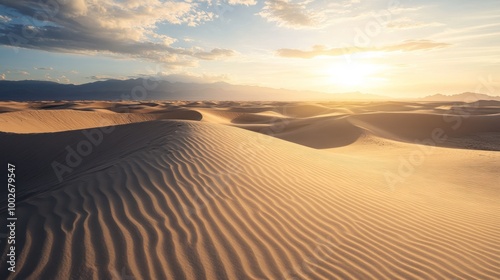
[0,100,499,279]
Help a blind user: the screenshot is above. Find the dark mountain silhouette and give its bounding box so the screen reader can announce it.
[421,92,500,102]
[3,79,497,102]
[0,79,387,101]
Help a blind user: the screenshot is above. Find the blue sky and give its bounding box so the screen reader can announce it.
[0,0,499,97]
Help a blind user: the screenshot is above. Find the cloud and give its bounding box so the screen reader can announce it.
[311,3,429,28]
[386,5,424,14]
[0,0,236,67]
[386,18,443,30]
[322,0,361,14]
[155,72,230,83]
[34,67,54,71]
[58,75,70,83]
[228,0,257,5]
[257,0,377,29]
[88,75,122,81]
[0,73,5,80]
[276,40,451,58]
[45,73,70,83]
[0,15,11,22]
[258,0,318,28]
[89,72,230,84]
[192,48,235,60]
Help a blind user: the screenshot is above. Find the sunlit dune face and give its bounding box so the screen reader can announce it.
[327,61,382,88]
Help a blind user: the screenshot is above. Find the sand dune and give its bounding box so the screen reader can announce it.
[0,109,202,133]
[1,101,499,279]
[348,112,500,149]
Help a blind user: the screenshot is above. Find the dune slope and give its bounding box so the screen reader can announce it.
[1,119,499,280]
[0,109,202,133]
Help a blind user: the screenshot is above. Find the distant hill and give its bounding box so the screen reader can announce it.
[0,79,387,101]
[421,92,500,102]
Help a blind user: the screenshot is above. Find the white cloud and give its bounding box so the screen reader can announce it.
[277,40,451,58]
[88,75,123,81]
[45,73,70,83]
[386,17,443,30]
[259,0,319,28]
[0,15,11,22]
[0,73,5,80]
[0,0,237,67]
[228,0,257,5]
[34,67,54,71]
[58,75,70,83]
[258,0,369,29]
[155,72,230,83]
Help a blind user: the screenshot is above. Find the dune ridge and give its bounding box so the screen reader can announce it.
[0,101,499,279]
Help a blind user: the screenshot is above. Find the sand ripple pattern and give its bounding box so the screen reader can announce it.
[1,120,499,279]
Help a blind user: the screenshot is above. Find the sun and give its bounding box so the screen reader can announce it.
[327,61,380,88]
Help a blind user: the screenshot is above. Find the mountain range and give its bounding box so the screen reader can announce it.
[418,92,500,102]
[0,79,498,101]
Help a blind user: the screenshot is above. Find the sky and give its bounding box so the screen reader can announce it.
[0,0,499,98]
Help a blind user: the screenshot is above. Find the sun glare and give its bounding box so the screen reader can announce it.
[328,61,381,88]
